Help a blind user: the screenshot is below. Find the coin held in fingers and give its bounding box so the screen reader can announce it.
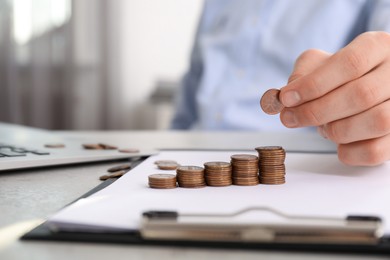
[260,89,284,115]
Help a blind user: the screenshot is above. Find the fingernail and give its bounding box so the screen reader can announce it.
[282,110,298,127]
[283,90,301,107]
[317,125,327,139]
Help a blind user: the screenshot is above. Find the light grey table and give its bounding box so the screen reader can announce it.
[0,131,387,260]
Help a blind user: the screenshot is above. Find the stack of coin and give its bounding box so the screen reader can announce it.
[204,161,232,187]
[230,154,259,186]
[176,166,206,188]
[148,174,177,189]
[256,146,286,184]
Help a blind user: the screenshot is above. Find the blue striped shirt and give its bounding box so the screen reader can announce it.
[171,0,390,130]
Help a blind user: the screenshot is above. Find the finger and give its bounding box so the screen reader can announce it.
[287,49,330,83]
[318,99,390,144]
[280,62,390,127]
[280,32,390,107]
[337,134,390,166]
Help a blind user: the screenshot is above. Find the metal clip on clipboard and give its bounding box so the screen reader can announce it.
[141,207,383,245]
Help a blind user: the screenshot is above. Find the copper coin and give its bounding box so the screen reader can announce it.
[149,174,176,180]
[177,183,206,188]
[119,148,139,153]
[82,144,104,150]
[176,166,204,172]
[260,179,285,185]
[98,143,118,150]
[231,154,258,161]
[154,160,178,165]
[260,89,284,115]
[204,162,231,169]
[157,162,179,170]
[255,146,284,151]
[206,181,232,187]
[205,171,232,176]
[233,172,257,177]
[107,163,132,173]
[44,143,65,148]
[233,180,259,186]
[205,177,232,181]
[99,170,128,180]
[205,169,232,173]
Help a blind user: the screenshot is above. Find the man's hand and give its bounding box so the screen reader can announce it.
[279,32,390,166]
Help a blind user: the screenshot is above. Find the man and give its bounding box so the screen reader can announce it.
[171,0,390,166]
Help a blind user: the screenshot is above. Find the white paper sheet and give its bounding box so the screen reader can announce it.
[47,151,390,234]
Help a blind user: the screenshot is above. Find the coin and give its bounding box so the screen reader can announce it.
[256,146,283,151]
[44,143,65,148]
[154,160,178,165]
[107,163,132,173]
[99,170,128,180]
[259,177,286,185]
[82,144,104,150]
[118,148,139,153]
[260,89,284,115]
[157,162,179,170]
[204,161,231,169]
[176,166,204,173]
[231,154,258,161]
[98,143,118,150]
[82,143,118,150]
[232,177,259,186]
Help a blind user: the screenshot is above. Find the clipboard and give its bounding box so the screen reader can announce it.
[21,177,390,254]
[21,151,390,254]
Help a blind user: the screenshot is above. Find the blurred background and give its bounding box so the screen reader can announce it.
[0,0,203,130]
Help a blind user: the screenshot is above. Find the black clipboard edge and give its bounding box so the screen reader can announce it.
[21,221,390,255]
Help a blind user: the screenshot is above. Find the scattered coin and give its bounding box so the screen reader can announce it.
[176,166,206,188]
[231,154,259,186]
[256,146,286,185]
[107,163,132,173]
[82,143,104,150]
[204,161,232,187]
[118,148,140,153]
[260,89,284,115]
[98,143,118,150]
[148,174,177,189]
[154,160,178,165]
[99,170,128,181]
[82,143,118,150]
[44,143,65,148]
[157,162,180,170]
